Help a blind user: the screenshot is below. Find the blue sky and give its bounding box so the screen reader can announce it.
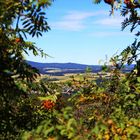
[26,0,135,65]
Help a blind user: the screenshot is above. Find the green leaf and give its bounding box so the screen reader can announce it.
[67,118,77,130]
[23,23,31,28]
[138,99,140,106]
[38,95,57,102]
[43,126,54,137]
[100,124,107,131]
[60,129,67,136]
[137,77,140,83]
[125,94,136,100]
[114,134,120,140]
[92,126,99,134]
[36,125,43,134]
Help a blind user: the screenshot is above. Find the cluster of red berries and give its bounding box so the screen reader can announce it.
[15,38,21,43]
[104,0,114,5]
[42,100,55,110]
[124,0,139,8]
[104,0,140,8]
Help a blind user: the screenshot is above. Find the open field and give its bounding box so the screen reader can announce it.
[39,71,113,83]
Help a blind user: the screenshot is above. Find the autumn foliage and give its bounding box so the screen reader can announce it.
[0,0,140,139]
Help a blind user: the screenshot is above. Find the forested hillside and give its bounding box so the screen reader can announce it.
[27,60,134,74]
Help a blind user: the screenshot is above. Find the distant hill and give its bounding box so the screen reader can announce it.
[26,61,102,75]
[26,60,135,75]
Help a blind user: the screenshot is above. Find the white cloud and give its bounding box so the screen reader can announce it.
[50,10,107,31]
[50,10,125,31]
[63,11,107,20]
[51,20,84,31]
[94,16,124,27]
